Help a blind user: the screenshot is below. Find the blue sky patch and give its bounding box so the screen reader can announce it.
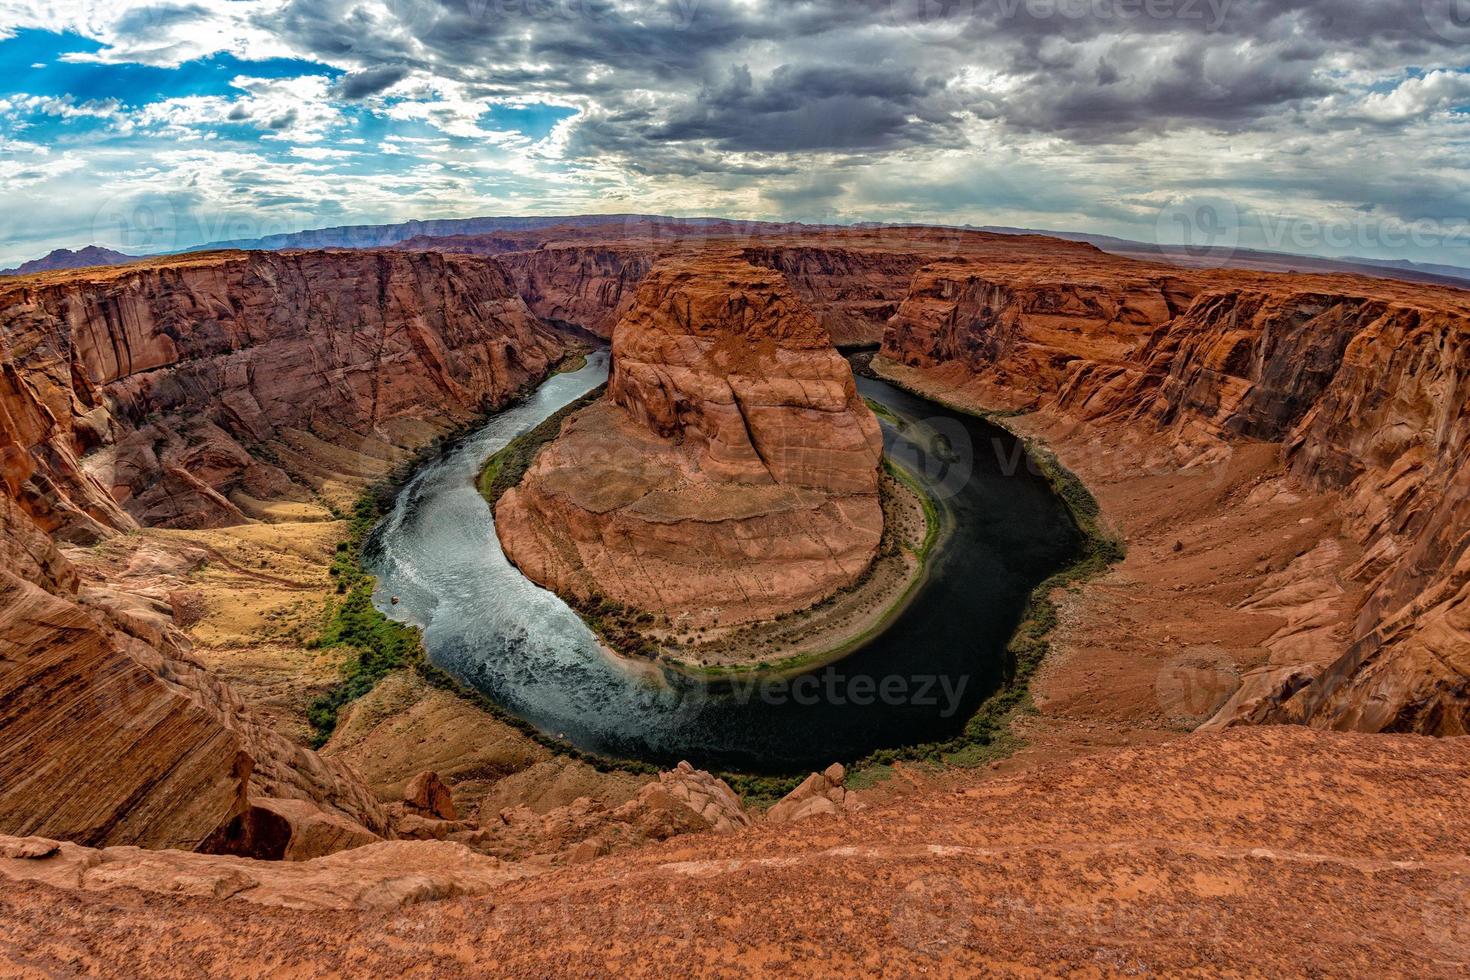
[0,29,337,105]
[479,103,578,141]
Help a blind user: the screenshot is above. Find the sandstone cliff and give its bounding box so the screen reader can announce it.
[879,257,1470,735]
[0,249,566,856]
[880,257,1198,409]
[496,254,884,628]
[0,249,563,533]
[497,244,666,339]
[741,245,926,347]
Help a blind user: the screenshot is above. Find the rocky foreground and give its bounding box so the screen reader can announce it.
[495,254,885,629]
[5,728,1470,976]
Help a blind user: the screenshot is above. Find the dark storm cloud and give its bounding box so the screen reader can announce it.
[646,64,960,152]
[332,66,411,99]
[261,0,1470,160]
[115,3,212,33]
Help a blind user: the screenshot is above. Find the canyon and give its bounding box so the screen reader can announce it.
[1,219,1468,972]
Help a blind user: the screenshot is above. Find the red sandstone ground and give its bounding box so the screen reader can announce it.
[5,729,1470,976]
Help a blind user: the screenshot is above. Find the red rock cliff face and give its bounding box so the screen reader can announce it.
[0,249,565,856]
[1126,289,1470,734]
[496,255,884,628]
[880,258,1197,408]
[497,245,664,339]
[881,260,1470,735]
[0,249,563,533]
[607,257,884,495]
[741,245,926,347]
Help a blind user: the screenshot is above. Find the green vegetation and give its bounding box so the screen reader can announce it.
[478,384,605,509]
[554,351,589,374]
[885,457,940,560]
[309,360,1122,808]
[864,396,902,427]
[660,455,943,681]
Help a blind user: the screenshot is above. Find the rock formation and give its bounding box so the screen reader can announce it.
[742,244,926,347]
[402,772,458,821]
[0,249,563,532]
[764,762,863,823]
[0,249,566,857]
[0,834,524,910]
[879,256,1470,735]
[495,254,884,627]
[880,255,1198,409]
[8,728,1470,975]
[498,243,666,339]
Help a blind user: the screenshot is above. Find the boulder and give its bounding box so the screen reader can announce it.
[767,764,862,824]
[404,771,458,821]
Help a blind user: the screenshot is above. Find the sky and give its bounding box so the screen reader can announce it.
[1,0,1469,268]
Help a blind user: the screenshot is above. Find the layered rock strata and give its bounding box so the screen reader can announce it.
[496,255,884,628]
[497,244,667,339]
[0,249,563,533]
[880,259,1470,734]
[0,249,565,855]
[742,245,926,347]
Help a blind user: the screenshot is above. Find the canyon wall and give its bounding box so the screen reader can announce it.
[0,250,566,854]
[741,245,926,347]
[880,258,1198,408]
[0,249,563,533]
[1126,289,1470,733]
[496,254,884,628]
[497,244,666,339]
[880,259,1470,735]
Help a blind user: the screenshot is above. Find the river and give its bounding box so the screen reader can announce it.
[362,349,1080,773]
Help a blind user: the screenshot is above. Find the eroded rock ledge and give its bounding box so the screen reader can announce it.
[0,249,565,857]
[496,254,884,630]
